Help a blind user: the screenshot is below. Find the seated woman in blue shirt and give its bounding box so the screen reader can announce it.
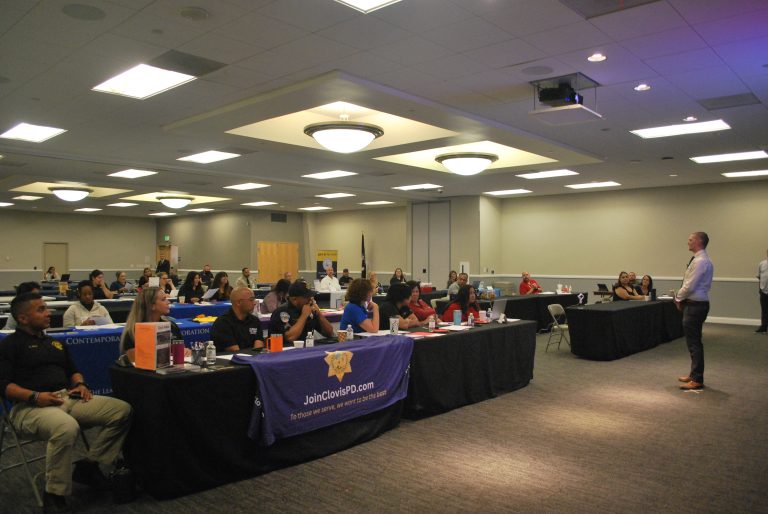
[340,278,380,333]
[613,271,645,301]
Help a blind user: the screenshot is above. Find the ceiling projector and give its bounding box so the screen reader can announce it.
[538,84,583,107]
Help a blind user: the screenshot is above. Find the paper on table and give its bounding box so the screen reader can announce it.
[442,325,472,331]
[356,330,408,337]
[202,288,218,300]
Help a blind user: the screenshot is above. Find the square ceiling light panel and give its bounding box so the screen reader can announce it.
[92,64,195,99]
[119,191,230,205]
[375,141,556,173]
[11,182,130,198]
[226,101,457,152]
[0,123,67,143]
[335,0,401,13]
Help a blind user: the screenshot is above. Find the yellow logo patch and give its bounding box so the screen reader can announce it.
[324,350,353,382]
[52,341,63,351]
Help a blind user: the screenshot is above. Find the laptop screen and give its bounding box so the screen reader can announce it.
[490,298,507,319]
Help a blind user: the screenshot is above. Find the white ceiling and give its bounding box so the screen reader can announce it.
[0,0,766,217]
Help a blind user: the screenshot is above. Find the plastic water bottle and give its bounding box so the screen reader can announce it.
[205,341,216,365]
[346,325,354,342]
[305,331,314,347]
[428,315,435,333]
[487,308,492,320]
[468,312,475,327]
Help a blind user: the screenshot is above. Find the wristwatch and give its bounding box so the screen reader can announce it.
[72,381,89,389]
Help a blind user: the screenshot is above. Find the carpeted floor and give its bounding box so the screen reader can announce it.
[3,324,767,513]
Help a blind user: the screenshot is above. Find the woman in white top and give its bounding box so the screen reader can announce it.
[44,266,59,281]
[63,280,114,327]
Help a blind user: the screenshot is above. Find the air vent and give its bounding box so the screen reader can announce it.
[698,93,760,111]
[271,212,287,223]
[559,0,660,19]
[148,50,226,77]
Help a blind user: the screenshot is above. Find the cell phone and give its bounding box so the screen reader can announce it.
[69,392,82,400]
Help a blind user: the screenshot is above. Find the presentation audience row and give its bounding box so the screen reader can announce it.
[442,285,481,323]
[63,281,114,327]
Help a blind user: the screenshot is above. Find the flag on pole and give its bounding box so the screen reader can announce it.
[361,233,367,279]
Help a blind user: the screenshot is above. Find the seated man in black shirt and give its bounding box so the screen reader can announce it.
[378,282,420,330]
[338,268,353,287]
[0,293,132,512]
[211,287,264,352]
[269,282,334,344]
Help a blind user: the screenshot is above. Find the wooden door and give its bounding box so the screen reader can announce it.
[257,242,299,283]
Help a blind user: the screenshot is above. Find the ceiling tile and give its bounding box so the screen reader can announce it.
[256,0,355,31]
[317,15,411,51]
[370,36,453,66]
[693,8,768,46]
[523,21,613,56]
[179,33,264,64]
[665,66,752,100]
[713,36,768,78]
[201,65,273,89]
[371,0,473,33]
[138,0,250,31]
[669,0,768,25]
[462,39,546,70]
[590,1,688,40]
[213,12,308,49]
[110,11,206,48]
[238,35,359,79]
[645,48,725,76]
[501,58,579,83]
[556,44,658,86]
[619,26,708,60]
[475,0,584,37]
[421,17,511,53]
[412,53,490,81]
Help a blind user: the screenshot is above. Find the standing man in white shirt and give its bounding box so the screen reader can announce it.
[757,248,768,334]
[319,267,341,292]
[675,232,714,390]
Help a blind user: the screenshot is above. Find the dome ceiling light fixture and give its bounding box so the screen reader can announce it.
[50,187,92,202]
[435,153,499,176]
[157,196,193,209]
[304,114,383,153]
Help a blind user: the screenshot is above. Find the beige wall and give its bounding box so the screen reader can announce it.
[479,196,502,275]
[0,210,155,288]
[499,181,768,278]
[306,206,408,275]
[449,196,480,274]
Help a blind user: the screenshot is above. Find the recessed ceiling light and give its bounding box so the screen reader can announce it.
[224,182,269,190]
[92,64,195,99]
[178,150,240,163]
[634,83,651,91]
[334,0,402,14]
[74,208,102,212]
[669,174,678,177]
[683,116,698,122]
[630,119,730,139]
[302,170,358,180]
[157,196,192,209]
[315,193,356,199]
[565,181,621,189]
[304,121,383,153]
[516,169,578,179]
[690,150,768,164]
[299,206,332,211]
[359,201,394,205]
[722,169,768,178]
[0,202,14,207]
[108,169,157,179]
[587,53,607,62]
[188,208,214,212]
[149,212,176,216]
[50,187,91,201]
[107,202,138,207]
[0,122,67,142]
[483,189,532,196]
[392,184,442,191]
[435,153,498,176]
[13,195,43,201]
[241,201,277,207]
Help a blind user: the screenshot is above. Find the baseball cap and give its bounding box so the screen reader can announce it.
[288,281,315,298]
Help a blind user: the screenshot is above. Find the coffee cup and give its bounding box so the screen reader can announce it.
[479,310,487,321]
[178,295,186,304]
[293,340,305,349]
[337,330,348,343]
[266,334,283,352]
[389,317,399,334]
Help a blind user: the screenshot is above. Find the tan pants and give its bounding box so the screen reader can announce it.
[10,391,132,496]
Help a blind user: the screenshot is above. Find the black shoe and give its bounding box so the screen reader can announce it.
[43,492,71,513]
[756,328,767,333]
[111,467,137,504]
[72,459,110,490]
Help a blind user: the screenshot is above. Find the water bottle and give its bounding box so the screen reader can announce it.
[205,341,216,365]
[487,308,492,320]
[468,312,475,327]
[305,331,314,347]
[428,315,435,333]
[346,325,354,342]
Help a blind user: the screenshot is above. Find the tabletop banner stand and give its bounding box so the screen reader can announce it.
[134,322,171,371]
[233,335,413,446]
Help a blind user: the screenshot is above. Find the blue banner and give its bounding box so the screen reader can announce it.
[233,335,413,446]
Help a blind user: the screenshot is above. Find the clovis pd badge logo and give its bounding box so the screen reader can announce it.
[324,350,353,382]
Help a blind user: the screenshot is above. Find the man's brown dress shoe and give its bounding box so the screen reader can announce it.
[680,381,704,390]
[678,376,692,382]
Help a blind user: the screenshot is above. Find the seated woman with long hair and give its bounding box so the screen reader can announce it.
[407,280,436,322]
[120,287,182,361]
[613,271,645,301]
[178,271,204,304]
[635,274,654,296]
[261,278,291,313]
[441,285,481,323]
[390,267,406,285]
[339,278,380,333]
[446,270,458,289]
[378,282,420,330]
[209,271,232,302]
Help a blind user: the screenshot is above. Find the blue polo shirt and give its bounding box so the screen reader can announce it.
[340,303,368,333]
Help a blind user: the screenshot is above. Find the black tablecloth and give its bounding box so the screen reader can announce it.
[404,320,537,419]
[434,299,492,315]
[567,300,683,361]
[111,363,402,499]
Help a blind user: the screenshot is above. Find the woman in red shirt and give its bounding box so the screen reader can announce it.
[441,285,480,323]
[407,280,436,322]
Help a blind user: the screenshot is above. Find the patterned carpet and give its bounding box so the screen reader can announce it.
[2,324,767,513]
